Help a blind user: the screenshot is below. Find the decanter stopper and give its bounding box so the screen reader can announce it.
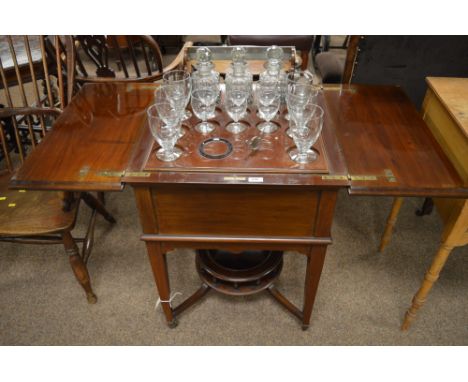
[196,47,212,64]
[266,45,284,65]
[232,46,246,64]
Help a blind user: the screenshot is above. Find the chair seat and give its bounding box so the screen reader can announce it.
[0,172,78,236]
[315,51,345,84]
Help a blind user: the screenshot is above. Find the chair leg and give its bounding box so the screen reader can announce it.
[401,243,453,330]
[81,192,116,224]
[62,231,97,304]
[379,197,404,252]
[97,191,105,205]
[415,197,434,216]
[81,208,97,264]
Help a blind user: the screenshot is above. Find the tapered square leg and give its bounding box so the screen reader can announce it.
[302,245,327,329]
[146,242,177,328]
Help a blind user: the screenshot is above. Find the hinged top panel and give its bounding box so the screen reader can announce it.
[11,83,157,191]
[325,84,467,196]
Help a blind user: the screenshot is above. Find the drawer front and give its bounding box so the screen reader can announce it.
[151,185,320,237]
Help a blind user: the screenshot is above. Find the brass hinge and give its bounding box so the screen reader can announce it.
[322,169,397,182]
[125,171,151,178]
[321,175,348,180]
[384,169,397,182]
[322,85,357,93]
[95,170,151,178]
[349,175,378,181]
[96,170,125,178]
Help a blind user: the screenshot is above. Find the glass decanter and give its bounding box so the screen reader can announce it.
[225,47,253,98]
[191,47,219,90]
[260,45,287,102]
[191,47,220,119]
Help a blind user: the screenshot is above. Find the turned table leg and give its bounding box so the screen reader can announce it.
[401,243,454,330]
[402,201,467,330]
[146,242,177,328]
[379,197,404,252]
[302,245,327,330]
[62,231,97,304]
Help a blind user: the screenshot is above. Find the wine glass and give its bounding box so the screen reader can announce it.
[285,70,315,120]
[193,73,220,119]
[154,86,183,137]
[289,104,324,164]
[225,85,249,134]
[147,104,182,162]
[191,86,218,134]
[286,87,320,138]
[255,80,280,133]
[162,70,192,121]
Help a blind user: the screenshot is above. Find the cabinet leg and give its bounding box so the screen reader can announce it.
[401,243,453,331]
[379,197,404,252]
[62,231,97,304]
[146,242,176,327]
[302,245,327,328]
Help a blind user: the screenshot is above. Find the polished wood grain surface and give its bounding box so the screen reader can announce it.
[11,82,468,198]
[152,184,320,237]
[324,84,467,196]
[11,83,157,191]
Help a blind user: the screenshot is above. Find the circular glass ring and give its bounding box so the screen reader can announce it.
[199,137,233,160]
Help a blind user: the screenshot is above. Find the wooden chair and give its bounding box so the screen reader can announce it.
[0,35,116,303]
[69,35,192,84]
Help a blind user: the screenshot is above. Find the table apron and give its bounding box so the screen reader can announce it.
[140,234,332,245]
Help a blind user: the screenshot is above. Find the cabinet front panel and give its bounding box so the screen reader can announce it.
[151,185,320,237]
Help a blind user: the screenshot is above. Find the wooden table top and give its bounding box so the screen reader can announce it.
[11,83,157,191]
[324,84,467,196]
[426,77,468,139]
[10,82,468,197]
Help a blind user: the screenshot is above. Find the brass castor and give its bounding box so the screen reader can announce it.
[168,319,179,329]
[86,292,98,304]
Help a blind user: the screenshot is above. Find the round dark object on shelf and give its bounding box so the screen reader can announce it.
[196,249,283,296]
